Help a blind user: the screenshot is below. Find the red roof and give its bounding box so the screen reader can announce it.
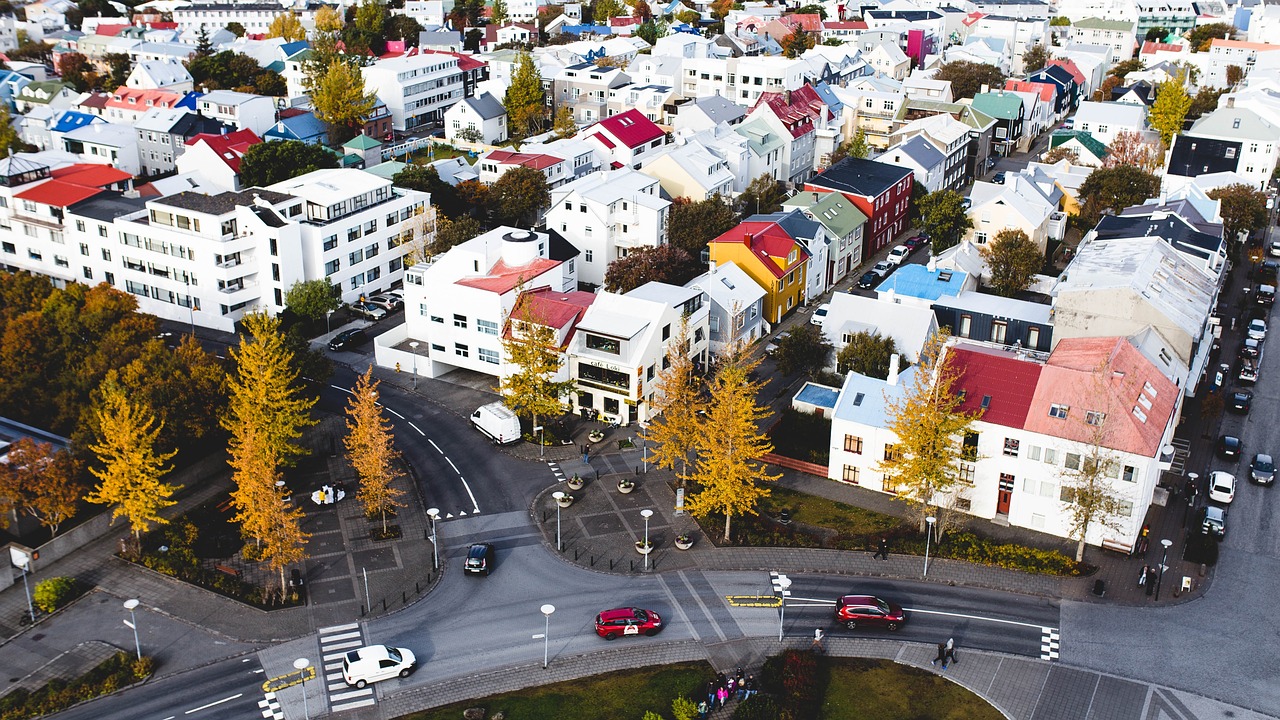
[1004,79,1055,103]
[1141,40,1183,54]
[591,132,616,149]
[778,13,822,32]
[609,16,640,26]
[15,179,104,207]
[946,345,1042,429]
[753,85,823,139]
[594,109,665,149]
[486,149,561,170]
[1046,58,1086,85]
[147,21,178,29]
[456,257,562,294]
[50,163,132,187]
[709,221,809,279]
[610,161,623,169]
[94,23,129,36]
[511,287,596,341]
[186,129,262,172]
[77,92,108,109]
[104,88,183,112]
[823,21,867,29]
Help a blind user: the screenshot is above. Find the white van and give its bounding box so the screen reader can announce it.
[341,645,416,688]
[471,402,522,444]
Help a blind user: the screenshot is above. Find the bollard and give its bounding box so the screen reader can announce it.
[574,548,581,560]
[610,558,616,570]
[382,599,387,611]
[402,590,407,604]
[590,555,595,566]
[361,604,366,616]
[630,559,635,572]
[416,581,420,594]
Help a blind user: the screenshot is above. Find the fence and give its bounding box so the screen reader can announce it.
[761,453,830,479]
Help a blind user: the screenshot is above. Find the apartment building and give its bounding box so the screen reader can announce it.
[544,169,670,288]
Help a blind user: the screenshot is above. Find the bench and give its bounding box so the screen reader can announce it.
[214,564,240,578]
[1100,538,1133,555]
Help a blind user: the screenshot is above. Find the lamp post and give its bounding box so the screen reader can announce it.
[534,425,544,458]
[122,598,141,660]
[923,515,937,578]
[640,508,654,571]
[1155,538,1172,601]
[427,507,440,571]
[639,421,648,473]
[771,573,791,642]
[326,309,334,337]
[551,492,564,551]
[184,276,195,335]
[540,604,555,669]
[409,341,420,390]
[294,657,311,720]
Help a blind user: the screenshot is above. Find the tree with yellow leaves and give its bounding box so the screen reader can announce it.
[648,316,703,480]
[684,342,778,542]
[314,5,343,33]
[311,59,377,141]
[345,367,406,535]
[500,290,574,439]
[259,477,310,598]
[86,382,179,544]
[266,12,307,41]
[0,438,81,538]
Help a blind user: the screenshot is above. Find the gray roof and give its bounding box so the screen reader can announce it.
[156,189,294,215]
[690,94,746,125]
[462,92,505,120]
[71,192,147,223]
[887,135,945,171]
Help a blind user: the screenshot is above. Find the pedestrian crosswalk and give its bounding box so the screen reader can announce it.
[318,622,377,713]
[258,691,283,720]
[1041,627,1060,661]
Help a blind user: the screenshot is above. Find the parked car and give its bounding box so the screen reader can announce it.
[871,260,893,277]
[992,171,1006,184]
[834,594,906,631]
[1239,359,1259,385]
[1217,434,1243,460]
[1259,260,1280,282]
[1240,337,1262,360]
[1258,284,1276,307]
[328,328,368,352]
[594,607,663,640]
[857,271,879,289]
[1200,505,1226,539]
[384,289,404,303]
[1251,453,1275,485]
[1208,471,1237,504]
[367,294,403,312]
[350,301,388,321]
[342,645,416,688]
[905,235,928,251]
[1248,318,1268,341]
[1270,239,1280,258]
[1229,390,1253,414]
[886,245,911,266]
[464,543,494,576]
[811,303,830,326]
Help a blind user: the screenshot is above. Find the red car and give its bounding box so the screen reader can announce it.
[595,607,663,640]
[834,595,906,631]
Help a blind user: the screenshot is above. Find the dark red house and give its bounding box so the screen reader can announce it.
[803,157,913,254]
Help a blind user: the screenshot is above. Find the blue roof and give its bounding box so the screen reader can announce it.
[264,113,327,143]
[562,24,611,35]
[876,263,967,302]
[176,91,202,110]
[280,40,308,57]
[795,382,840,410]
[831,366,917,429]
[813,82,843,118]
[52,110,103,133]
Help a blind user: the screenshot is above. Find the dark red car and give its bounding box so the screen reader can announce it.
[595,607,663,640]
[834,595,906,631]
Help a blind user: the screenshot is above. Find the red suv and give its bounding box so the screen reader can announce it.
[594,607,663,640]
[834,595,906,631]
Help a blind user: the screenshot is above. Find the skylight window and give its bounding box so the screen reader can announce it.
[1049,404,1069,419]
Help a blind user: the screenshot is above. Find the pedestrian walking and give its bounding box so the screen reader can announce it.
[706,680,717,708]
[726,675,736,698]
[874,537,890,560]
[943,638,958,669]
[1145,567,1157,596]
[1138,565,1149,586]
[735,668,746,700]
[811,628,825,653]
[716,685,728,709]
[932,641,947,666]
[697,700,709,720]
[744,675,758,699]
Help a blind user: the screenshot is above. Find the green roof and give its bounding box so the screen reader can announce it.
[1050,130,1108,160]
[961,106,996,130]
[783,189,867,239]
[344,133,383,150]
[735,117,784,155]
[364,160,408,180]
[971,92,1023,121]
[18,81,70,103]
[1072,17,1135,31]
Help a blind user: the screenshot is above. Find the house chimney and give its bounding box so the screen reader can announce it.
[744,231,752,244]
[886,353,900,385]
[927,256,937,272]
[980,83,990,94]
[1226,96,1235,108]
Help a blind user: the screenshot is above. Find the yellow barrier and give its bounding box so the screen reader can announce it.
[725,595,782,608]
[262,665,317,693]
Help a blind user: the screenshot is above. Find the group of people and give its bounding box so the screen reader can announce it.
[697,668,756,718]
[932,638,959,670]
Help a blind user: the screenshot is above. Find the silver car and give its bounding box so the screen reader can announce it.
[1251,453,1275,485]
[351,301,387,321]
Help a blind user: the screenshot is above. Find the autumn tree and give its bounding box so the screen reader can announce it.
[267,11,307,41]
[876,332,982,531]
[1092,74,1123,102]
[344,368,406,534]
[648,316,703,479]
[285,279,341,321]
[1188,22,1232,51]
[492,166,551,226]
[553,105,577,139]
[492,0,509,24]
[668,195,737,256]
[685,343,779,542]
[836,331,896,377]
[595,0,623,21]
[782,27,814,58]
[829,128,869,165]
[86,382,179,544]
[1077,165,1161,227]
[1149,70,1191,146]
[1102,130,1163,172]
[1023,44,1050,73]
[981,228,1043,297]
[604,245,703,292]
[1187,86,1225,120]
[311,59,377,143]
[774,324,832,377]
[934,60,1006,101]
[432,212,481,255]
[1042,146,1080,164]
[504,52,545,139]
[500,292,575,437]
[1209,183,1269,246]
[314,4,343,32]
[0,438,81,538]
[710,0,733,19]
[1059,365,1131,562]
[916,189,973,253]
[239,140,338,187]
[738,174,788,218]
[632,0,652,22]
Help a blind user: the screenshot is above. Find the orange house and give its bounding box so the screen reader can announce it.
[708,220,810,327]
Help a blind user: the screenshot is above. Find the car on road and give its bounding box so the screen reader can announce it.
[1271,239,1280,258]
[342,645,416,688]
[1258,284,1276,307]
[464,543,494,576]
[1217,434,1243,460]
[1248,318,1268,341]
[594,607,663,640]
[1200,505,1226,539]
[834,594,906,631]
[1259,260,1280,282]
[1229,390,1253,414]
[857,271,880,289]
[992,171,1006,184]
[367,294,403,312]
[328,328,368,352]
[1239,359,1259,385]
[872,260,893,277]
[1208,471,1237,504]
[384,289,404,303]
[811,303,830,325]
[1251,453,1275,485]
[1240,337,1262,360]
[905,235,928,251]
[886,245,911,266]
[350,301,388,321]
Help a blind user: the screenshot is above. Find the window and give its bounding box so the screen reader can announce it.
[1027,327,1040,348]
[586,334,620,354]
[453,313,467,329]
[430,314,444,323]
[323,235,338,251]
[883,444,899,462]
[844,435,863,454]
[990,321,1008,344]
[455,343,469,358]
[1043,448,1058,465]
[324,259,340,276]
[841,465,860,484]
[975,231,987,244]
[1003,438,1020,457]
[958,315,971,338]
[75,219,85,232]
[1027,445,1042,461]
[431,343,445,352]
[477,319,499,336]
[1049,404,1069,419]
[478,347,499,364]
[662,324,670,341]
[1085,410,1106,426]
[1123,465,1136,483]
[954,497,972,512]
[79,243,89,256]
[958,463,975,485]
[585,250,593,263]
[1065,452,1083,471]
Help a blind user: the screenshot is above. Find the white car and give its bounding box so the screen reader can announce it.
[1270,239,1280,258]
[342,645,417,688]
[887,245,911,266]
[1248,318,1267,341]
[1208,471,1236,504]
[811,303,830,326]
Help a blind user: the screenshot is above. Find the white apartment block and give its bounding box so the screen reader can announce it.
[172,3,321,34]
[545,169,670,288]
[363,53,467,132]
[680,56,810,105]
[195,90,277,137]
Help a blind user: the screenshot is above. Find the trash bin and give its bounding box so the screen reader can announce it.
[1092,579,1106,597]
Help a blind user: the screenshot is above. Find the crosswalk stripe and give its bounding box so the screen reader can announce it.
[323,639,365,651]
[1040,627,1061,661]
[331,688,375,702]
[317,622,359,634]
[320,630,362,642]
[332,698,378,712]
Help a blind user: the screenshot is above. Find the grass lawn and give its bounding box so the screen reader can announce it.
[399,662,714,720]
[759,486,902,539]
[822,658,1004,720]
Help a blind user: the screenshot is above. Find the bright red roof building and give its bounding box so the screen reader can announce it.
[185,129,262,172]
[710,221,810,279]
[593,109,665,149]
[752,85,825,139]
[456,257,562,294]
[51,163,133,188]
[486,149,562,170]
[16,179,104,207]
[1004,79,1056,104]
[104,88,184,113]
[947,345,1043,429]
[1046,58,1086,86]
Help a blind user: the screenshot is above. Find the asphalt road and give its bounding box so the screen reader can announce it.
[50,654,266,720]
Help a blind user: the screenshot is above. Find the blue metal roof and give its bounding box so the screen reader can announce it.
[52,110,103,134]
[176,91,202,110]
[264,112,327,144]
[876,263,967,302]
[795,382,840,410]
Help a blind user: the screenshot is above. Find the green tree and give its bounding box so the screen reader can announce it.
[504,52,545,139]
[314,5,343,32]
[675,8,700,24]
[1109,58,1145,80]
[499,291,575,437]
[1188,22,1233,51]
[492,0,508,24]
[491,166,551,226]
[0,105,31,156]
[86,382,180,544]
[433,213,482,254]
[1187,86,1225,120]
[1023,44,1050,73]
[794,3,827,17]
[649,316,703,479]
[284,280,341,321]
[636,20,664,45]
[668,195,737,256]
[1144,26,1167,42]
[828,128,869,165]
[782,26,814,58]
[311,59,377,142]
[980,228,1043,297]
[774,324,832,377]
[267,11,307,41]
[33,577,79,613]
[1209,183,1268,246]
[876,332,982,531]
[239,140,339,188]
[1149,70,1191,146]
[385,14,423,44]
[934,60,1006,101]
[916,189,973,253]
[103,52,131,90]
[685,343,779,542]
[392,164,462,217]
[1049,15,1071,26]
[195,25,213,56]
[738,174,787,217]
[344,368,406,534]
[603,244,703,292]
[553,105,578,139]
[836,331,896,377]
[594,0,623,21]
[1077,165,1161,227]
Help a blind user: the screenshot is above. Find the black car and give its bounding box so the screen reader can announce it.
[1200,505,1226,539]
[328,328,367,351]
[464,543,493,575]
[1229,390,1253,414]
[992,171,1007,184]
[1259,260,1280,282]
[857,271,880,289]
[1217,434,1243,460]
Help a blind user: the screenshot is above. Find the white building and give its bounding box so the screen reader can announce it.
[195,90,277,137]
[545,169,670,288]
[362,53,467,132]
[685,262,767,355]
[444,91,507,145]
[1072,100,1147,147]
[171,3,321,35]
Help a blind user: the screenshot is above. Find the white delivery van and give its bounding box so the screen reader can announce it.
[471,402,521,444]
[341,645,416,688]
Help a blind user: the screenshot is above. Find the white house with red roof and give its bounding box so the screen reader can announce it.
[745,85,836,185]
[544,168,670,287]
[827,336,1181,552]
[101,88,185,123]
[175,130,262,193]
[582,109,669,171]
[476,148,569,186]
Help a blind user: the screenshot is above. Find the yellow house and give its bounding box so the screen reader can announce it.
[709,220,810,326]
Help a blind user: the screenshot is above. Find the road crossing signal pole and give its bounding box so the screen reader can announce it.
[771,572,792,642]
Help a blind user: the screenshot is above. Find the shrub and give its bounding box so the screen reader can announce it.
[642,712,664,720]
[672,696,699,720]
[33,576,79,613]
[0,652,151,720]
[733,695,782,720]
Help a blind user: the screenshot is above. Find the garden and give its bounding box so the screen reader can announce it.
[0,652,154,720]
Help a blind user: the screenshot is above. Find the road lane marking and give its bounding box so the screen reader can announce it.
[902,607,1052,631]
[1041,628,1061,661]
[429,439,443,453]
[408,421,425,436]
[185,694,242,714]
[387,408,404,419]
[446,457,460,473]
[330,385,354,395]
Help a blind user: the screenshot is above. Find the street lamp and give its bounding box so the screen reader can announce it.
[551,492,565,551]
[640,508,654,571]
[540,604,555,669]
[427,507,440,571]
[1155,538,1173,601]
[534,425,544,458]
[326,309,334,337]
[639,421,648,473]
[409,341,420,390]
[294,657,311,720]
[923,516,937,578]
[771,573,791,642]
[122,598,141,660]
